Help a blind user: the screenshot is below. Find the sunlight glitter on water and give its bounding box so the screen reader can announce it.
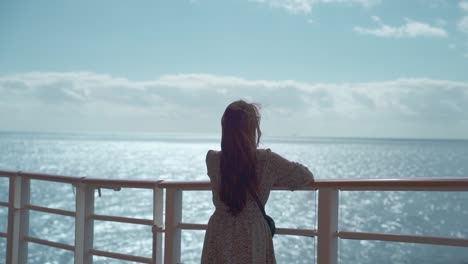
[1,133,468,263]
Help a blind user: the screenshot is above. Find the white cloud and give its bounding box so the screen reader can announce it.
[425,0,449,9]
[1,72,468,138]
[458,16,468,33]
[460,1,468,11]
[458,1,468,33]
[457,2,468,59]
[251,0,380,14]
[354,16,448,38]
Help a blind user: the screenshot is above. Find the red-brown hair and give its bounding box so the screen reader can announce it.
[220,100,262,216]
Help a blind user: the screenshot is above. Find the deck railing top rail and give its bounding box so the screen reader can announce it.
[2,170,468,190]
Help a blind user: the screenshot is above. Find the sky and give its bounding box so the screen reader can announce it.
[1,0,468,139]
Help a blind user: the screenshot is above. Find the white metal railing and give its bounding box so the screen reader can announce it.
[1,170,468,264]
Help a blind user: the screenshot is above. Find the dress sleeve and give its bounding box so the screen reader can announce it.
[268,150,314,190]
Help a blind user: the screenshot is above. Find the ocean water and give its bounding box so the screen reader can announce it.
[1,132,468,264]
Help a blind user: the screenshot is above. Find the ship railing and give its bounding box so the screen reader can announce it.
[1,170,468,264]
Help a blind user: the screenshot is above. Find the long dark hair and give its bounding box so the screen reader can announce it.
[220,100,262,216]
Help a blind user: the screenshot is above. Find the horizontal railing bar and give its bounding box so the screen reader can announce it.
[154,179,468,191]
[92,214,154,226]
[19,171,83,184]
[276,228,317,237]
[314,178,468,190]
[26,236,75,251]
[338,231,468,248]
[0,232,6,238]
[178,223,207,230]
[91,249,152,263]
[338,187,468,191]
[0,201,8,207]
[159,181,211,190]
[0,171,17,177]
[83,178,163,189]
[177,223,316,237]
[2,170,468,190]
[27,205,76,217]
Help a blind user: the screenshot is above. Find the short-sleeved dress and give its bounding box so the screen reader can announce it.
[201,149,314,264]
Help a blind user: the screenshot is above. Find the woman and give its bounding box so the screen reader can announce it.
[201,100,314,263]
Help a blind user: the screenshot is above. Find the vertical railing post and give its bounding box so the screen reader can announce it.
[6,176,15,264]
[7,174,30,264]
[75,182,94,264]
[317,188,339,264]
[153,184,164,264]
[164,188,182,264]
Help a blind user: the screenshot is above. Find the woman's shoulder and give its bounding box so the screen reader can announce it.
[257,149,291,164]
[256,148,273,161]
[205,150,221,177]
[258,148,279,155]
[206,149,221,155]
[206,149,274,160]
[206,149,220,162]
[257,148,271,154]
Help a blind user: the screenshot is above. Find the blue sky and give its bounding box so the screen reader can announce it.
[1,0,468,139]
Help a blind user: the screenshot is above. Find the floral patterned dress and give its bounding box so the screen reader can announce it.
[201,149,314,264]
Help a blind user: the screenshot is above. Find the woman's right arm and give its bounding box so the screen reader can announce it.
[268,150,314,190]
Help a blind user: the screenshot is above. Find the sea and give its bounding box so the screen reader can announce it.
[1,131,468,264]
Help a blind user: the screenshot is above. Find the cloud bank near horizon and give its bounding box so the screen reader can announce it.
[250,0,380,14]
[1,72,467,139]
[354,16,448,38]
